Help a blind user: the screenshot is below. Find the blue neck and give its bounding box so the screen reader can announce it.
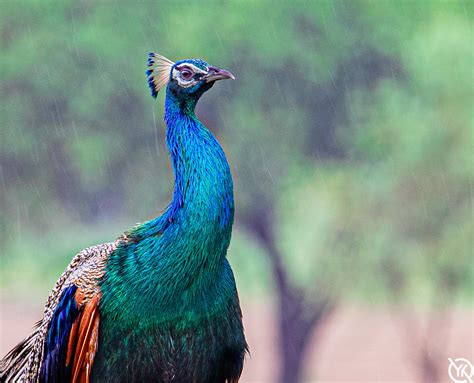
[100,87,235,315]
[161,87,234,231]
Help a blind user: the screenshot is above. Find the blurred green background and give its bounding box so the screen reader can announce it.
[1,1,472,382]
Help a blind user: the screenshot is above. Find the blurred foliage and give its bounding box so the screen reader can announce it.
[1,0,472,305]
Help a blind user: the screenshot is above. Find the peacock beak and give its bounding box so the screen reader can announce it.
[204,66,235,82]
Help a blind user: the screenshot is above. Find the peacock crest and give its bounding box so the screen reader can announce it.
[146,52,175,98]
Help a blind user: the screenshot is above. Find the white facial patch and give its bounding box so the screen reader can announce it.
[172,63,208,88]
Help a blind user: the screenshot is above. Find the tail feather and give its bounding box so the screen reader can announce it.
[0,322,41,382]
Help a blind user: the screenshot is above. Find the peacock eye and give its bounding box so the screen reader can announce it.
[181,69,194,80]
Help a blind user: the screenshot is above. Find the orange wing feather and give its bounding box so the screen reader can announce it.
[66,290,101,383]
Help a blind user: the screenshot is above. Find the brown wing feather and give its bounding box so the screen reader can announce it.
[69,293,101,383]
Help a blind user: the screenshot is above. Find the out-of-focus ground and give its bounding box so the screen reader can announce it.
[1,299,472,383]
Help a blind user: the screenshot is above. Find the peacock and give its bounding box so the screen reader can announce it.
[0,53,247,383]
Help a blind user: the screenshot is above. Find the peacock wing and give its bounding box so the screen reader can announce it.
[0,242,117,383]
[39,285,101,383]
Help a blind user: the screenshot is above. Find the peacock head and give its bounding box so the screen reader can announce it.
[146,53,234,103]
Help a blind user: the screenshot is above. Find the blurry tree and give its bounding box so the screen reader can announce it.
[340,13,473,382]
[1,1,472,382]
